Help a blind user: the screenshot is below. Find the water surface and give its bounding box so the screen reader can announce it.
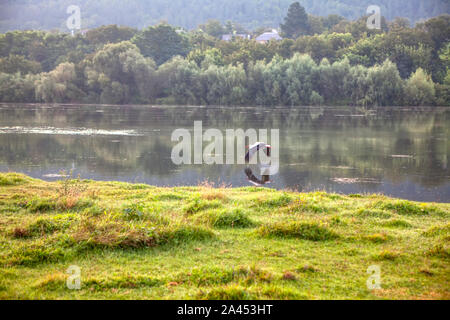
[0,104,448,202]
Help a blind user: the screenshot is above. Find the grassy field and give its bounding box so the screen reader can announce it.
[0,172,449,300]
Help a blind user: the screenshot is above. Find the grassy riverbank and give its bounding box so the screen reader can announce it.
[0,172,448,300]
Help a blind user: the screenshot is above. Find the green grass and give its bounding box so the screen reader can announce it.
[0,172,449,300]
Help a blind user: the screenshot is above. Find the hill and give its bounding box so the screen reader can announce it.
[0,0,449,32]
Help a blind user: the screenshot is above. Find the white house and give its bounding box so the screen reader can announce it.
[255,29,282,44]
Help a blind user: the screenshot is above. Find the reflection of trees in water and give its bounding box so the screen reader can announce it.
[0,105,448,188]
[137,139,177,175]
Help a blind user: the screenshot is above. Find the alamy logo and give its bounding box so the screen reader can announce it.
[366,5,381,30]
[366,265,381,290]
[171,121,279,175]
[66,5,81,34]
[66,265,81,290]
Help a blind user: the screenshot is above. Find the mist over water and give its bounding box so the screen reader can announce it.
[0,104,448,202]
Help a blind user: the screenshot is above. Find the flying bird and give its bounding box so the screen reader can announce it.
[245,142,271,163]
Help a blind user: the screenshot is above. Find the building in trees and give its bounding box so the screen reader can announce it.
[255,30,282,44]
[221,34,251,41]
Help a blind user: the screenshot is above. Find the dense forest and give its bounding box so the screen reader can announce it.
[0,0,449,32]
[0,3,449,106]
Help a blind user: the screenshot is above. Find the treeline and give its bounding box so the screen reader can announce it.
[0,15,449,106]
[0,0,448,32]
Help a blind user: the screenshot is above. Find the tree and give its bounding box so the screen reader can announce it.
[366,60,404,106]
[199,20,225,39]
[35,62,84,103]
[404,68,436,106]
[86,25,137,46]
[157,57,204,105]
[0,54,42,74]
[280,2,310,39]
[292,36,334,63]
[0,72,38,102]
[86,41,157,104]
[322,15,346,30]
[0,0,448,32]
[308,15,325,35]
[132,24,190,65]
[418,15,450,52]
[188,48,224,68]
[389,17,411,30]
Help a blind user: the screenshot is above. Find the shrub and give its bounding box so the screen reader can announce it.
[211,209,255,228]
[25,215,76,236]
[184,198,222,214]
[257,222,338,241]
[9,245,67,266]
[72,216,158,249]
[159,225,215,244]
[0,173,29,186]
[404,68,436,106]
[258,193,292,208]
[25,197,57,213]
[380,201,429,216]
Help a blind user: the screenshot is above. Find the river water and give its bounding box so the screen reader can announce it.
[0,104,448,202]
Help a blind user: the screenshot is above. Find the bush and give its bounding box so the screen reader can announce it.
[184,198,222,214]
[404,68,436,106]
[211,209,255,228]
[257,221,338,241]
[25,198,57,213]
[0,173,29,186]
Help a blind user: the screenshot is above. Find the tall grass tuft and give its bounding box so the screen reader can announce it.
[257,221,338,241]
